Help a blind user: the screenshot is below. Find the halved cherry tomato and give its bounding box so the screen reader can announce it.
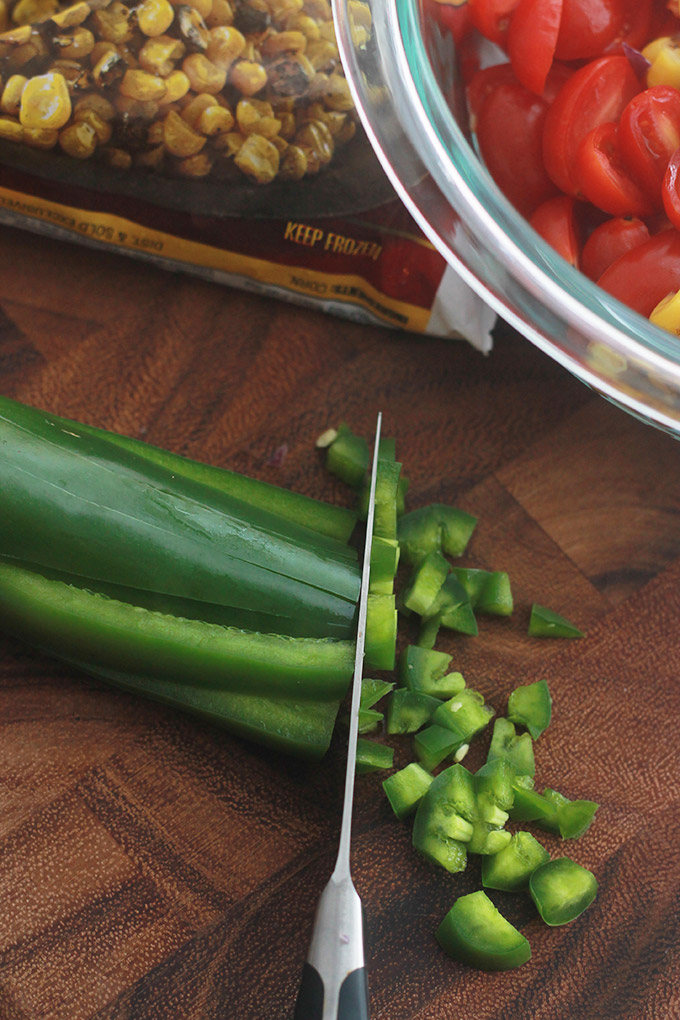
[467,63,518,120]
[662,148,680,229]
[555,0,624,60]
[619,86,680,199]
[476,80,559,216]
[598,228,680,315]
[468,0,520,45]
[580,216,650,279]
[575,121,655,216]
[530,195,581,265]
[507,0,563,96]
[542,55,642,194]
[605,0,652,52]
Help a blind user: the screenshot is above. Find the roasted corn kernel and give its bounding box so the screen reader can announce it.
[163,106,205,154]
[99,145,133,168]
[91,3,133,44]
[139,34,185,75]
[177,150,212,174]
[261,29,306,56]
[135,141,165,167]
[206,0,233,26]
[233,130,278,181]
[0,115,22,140]
[213,128,243,153]
[22,124,58,147]
[58,118,96,157]
[229,57,266,94]
[1,73,26,114]
[55,27,95,60]
[159,68,191,102]
[279,141,306,178]
[137,0,175,36]
[182,51,226,92]
[11,0,58,26]
[205,24,244,68]
[75,107,113,143]
[74,93,116,121]
[120,68,168,101]
[236,96,279,137]
[50,1,90,29]
[19,71,71,128]
[180,89,216,125]
[197,102,233,133]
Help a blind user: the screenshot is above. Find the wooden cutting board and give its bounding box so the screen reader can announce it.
[1,224,679,1020]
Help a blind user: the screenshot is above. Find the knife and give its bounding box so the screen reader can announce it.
[292,412,382,1020]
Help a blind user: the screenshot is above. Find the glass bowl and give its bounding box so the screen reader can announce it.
[333,0,680,434]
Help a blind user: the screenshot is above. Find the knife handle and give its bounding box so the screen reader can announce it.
[292,963,369,1020]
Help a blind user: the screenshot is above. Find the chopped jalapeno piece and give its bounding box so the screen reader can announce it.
[436,891,532,971]
[419,575,478,648]
[412,764,475,872]
[365,593,397,670]
[509,784,559,825]
[369,536,400,594]
[358,707,383,734]
[487,717,535,777]
[398,504,477,566]
[541,789,599,839]
[360,678,394,708]
[529,857,598,926]
[529,603,584,638]
[507,679,552,739]
[433,689,495,746]
[451,567,514,616]
[356,738,394,774]
[402,549,450,616]
[475,759,516,823]
[398,646,463,698]
[322,423,369,488]
[482,831,551,892]
[386,689,440,734]
[383,762,434,819]
[414,724,463,772]
[373,459,402,542]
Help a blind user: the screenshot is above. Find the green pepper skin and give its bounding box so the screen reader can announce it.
[0,561,355,701]
[436,891,531,970]
[356,738,394,773]
[530,858,598,926]
[0,397,360,639]
[507,679,552,739]
[528,604,584,638]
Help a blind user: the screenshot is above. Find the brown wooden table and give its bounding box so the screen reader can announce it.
[1,223,679,1020]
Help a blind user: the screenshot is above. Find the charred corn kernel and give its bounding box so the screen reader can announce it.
[135,142,165,168]
[92,48,126,86]
[177,150,212,174]
[91,3,133,43]
[262,30,306,55]
[295,116,332,168]
[7,39,44,69]
[335,116,354,144]
[163,107,206,154]
[55,27,95,60]
[236,96,281,137]
[284,13,319,39]
[115,95,160,118]
[198,102,233,133]
[19,72,71,129]
[270,132,287,152]
[90,40,117,64]
[120,69,167,101]
[147,119,164,143]
[305,38,337,70]
[279,142,306,179]
[0,116,22,141]
[11,0,58,26]
[50,1,90,28]
[0,24,31,45]
[159,68,190,102]
[318,19,337,41]
[176,5,210,49]
[99,145,132,169]
[348,0,371,29]
[75,107,113,143]
[58,119,96,158]
[0,0,7,32]
[138,35,185,75]
[267,54,312,95]
[233,131,279,181]
[206,0,232,24]
[74,93,116,121]
[278,109,294,137]
[650,290,680,334]
[229,58,267,94]
[186,0,213,19]
[137,0,175,35]
[22,125,58,147]
[181,90,217,126]
[206,24,245,68]
[320,109,347,135]
[647,40,680,89]
[323,73,353,111]
[213,128,243,153]
[49,60,93,92]
[182,52,226,92]
[1,74,26,115]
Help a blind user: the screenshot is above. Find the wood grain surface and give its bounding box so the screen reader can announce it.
[1,224,679,1020]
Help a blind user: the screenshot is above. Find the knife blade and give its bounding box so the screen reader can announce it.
[292,411,383,1020]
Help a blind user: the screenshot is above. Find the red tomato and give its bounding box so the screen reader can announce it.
[605,0,652,52]
[598,228,680,315]
[530,195,581,265]
[507,0,562,96]
[580,216,650,279]
[662,148,680,230]
[476,80,559,216]
[468,0,520,45]
[555,0,624,60]
[542,55,641,194]
[430,0,473,44]
[467,63,518,120]
[575,121,655,216]
[619,87,680,200]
